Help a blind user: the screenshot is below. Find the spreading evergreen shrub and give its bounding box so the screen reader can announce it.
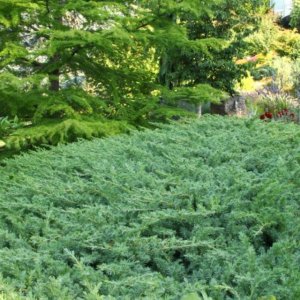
[0,116,300,299]
[4,119,131,151]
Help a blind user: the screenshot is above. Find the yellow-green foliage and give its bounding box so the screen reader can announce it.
[0,275,23,300]
[150,106,197,122]
[242,14,300,95]
[246,13,300,59]
[246,14,280,54]
[32,90,106,122]
[291,0,300,30]
[162,84,226,105]
[236,71,257,91]
[275,29,300,59]
[4,119,130,151]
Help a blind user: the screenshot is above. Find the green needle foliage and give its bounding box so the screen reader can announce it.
[0,0,268,154]
[0,116,300,299]
[156,0,269,93]
[0,1,154,153]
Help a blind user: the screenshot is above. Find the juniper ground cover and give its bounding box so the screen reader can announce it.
[0,116,300,299]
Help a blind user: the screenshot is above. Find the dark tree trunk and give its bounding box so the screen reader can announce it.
[49,68,60,91]
[49,53,60,91]
[158,55,175,90]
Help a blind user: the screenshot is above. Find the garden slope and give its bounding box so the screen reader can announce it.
[0,116,300,299]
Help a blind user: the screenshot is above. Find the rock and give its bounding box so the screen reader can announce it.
[177,100,202,117]
[211,95,247,116]
[0,140,6,149]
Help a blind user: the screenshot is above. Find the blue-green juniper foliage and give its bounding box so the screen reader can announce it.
[0,116,300,299]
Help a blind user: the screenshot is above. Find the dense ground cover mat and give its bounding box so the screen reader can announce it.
[0,116,300,299]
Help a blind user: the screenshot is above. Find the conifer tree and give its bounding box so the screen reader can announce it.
[0,1,148,114]
[0,1,225,124]
[0,1,150,149]
[154,0,269,93]
[0,0,267,151]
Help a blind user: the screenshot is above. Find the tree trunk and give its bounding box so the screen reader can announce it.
[49,68,60,91]
[49,54,60,91]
